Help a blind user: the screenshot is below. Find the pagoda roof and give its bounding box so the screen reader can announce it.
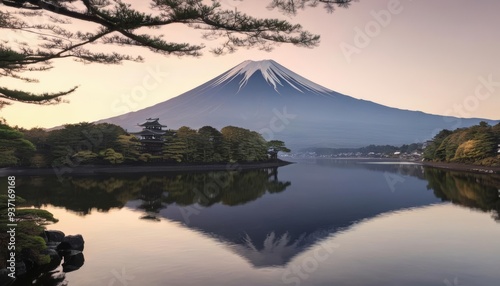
[131,129,166,136]
[138,118,168,127]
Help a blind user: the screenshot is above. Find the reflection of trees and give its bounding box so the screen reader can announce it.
[15,176,142,215]
[13,168,291,217]
[314,159,500,222]
[163,168,291,207]
[136,177,169,211]
[424,168,500,221]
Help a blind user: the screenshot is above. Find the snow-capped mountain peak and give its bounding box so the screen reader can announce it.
[96,59,496,149]
[211,59,332,94]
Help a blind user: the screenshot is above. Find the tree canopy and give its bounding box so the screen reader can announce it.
[423,122,500,166]
[10,122,288,168]
[0,0,355,108]
[267,140,290,159]
[0,122,35,166]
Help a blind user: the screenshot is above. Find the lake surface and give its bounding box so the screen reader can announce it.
[8,159,500,286]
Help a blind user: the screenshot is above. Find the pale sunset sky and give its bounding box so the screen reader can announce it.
[1,0,500,128]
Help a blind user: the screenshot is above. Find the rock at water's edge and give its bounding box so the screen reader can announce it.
[62,251,85,273]
[57,234,85,251]
[45,230,65,243]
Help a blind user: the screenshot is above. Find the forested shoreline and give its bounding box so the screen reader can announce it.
[423,122,500,166]
[0,122,290,168]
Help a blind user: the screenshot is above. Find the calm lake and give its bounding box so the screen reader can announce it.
[10,159,500,286]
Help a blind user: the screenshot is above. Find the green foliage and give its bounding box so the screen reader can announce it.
[221,126,268,162]
[46,122,126,165]
[0,194,57,268]
[267,140,291,152]
[424,122,500,165]
[424,168,500,220]
[267,140,290,159]
[15,221,50,265]
[197,126,226,162]
[6,122,285,166]
[139,153,154,162]
[398,143,421,154]
[176,126,200,162]
[100,148,125,164]
[0,123,36,166]
[17,209,59,223]
[29,153,48,168]
[73,150,100,164]
[117,134,142,162]
[163,128,190,162]
[163,125,269,163]
[423,129,453,160]
[0,149,18,167]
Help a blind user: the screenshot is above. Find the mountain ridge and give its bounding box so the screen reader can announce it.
[97,59,498,149]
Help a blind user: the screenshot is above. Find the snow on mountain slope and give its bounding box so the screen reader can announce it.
[211,60,333,94]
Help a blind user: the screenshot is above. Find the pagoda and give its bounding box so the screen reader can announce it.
[132,118,168,155]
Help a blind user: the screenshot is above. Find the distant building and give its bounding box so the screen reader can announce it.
[131,118,167,155]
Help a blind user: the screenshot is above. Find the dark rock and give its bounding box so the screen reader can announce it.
[15,262,27,277]
[20,257,35,272]
[57,234,84,251]
[45,230,65,243]
[0,268,15,285]
[46,241,61,250]
[61,251,84,273]
[41,249,61,271]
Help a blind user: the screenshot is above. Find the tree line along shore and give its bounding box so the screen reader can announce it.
[0,121,290,169]
[423,121,500,167]
[1,121,498,171]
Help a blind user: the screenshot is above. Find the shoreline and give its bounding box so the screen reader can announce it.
[290,157,500,175]
[0,160,293,176]
[1,158,498,176]
[421,161,500,175]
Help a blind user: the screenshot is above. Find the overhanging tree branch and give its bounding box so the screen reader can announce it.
[0,0,355,108]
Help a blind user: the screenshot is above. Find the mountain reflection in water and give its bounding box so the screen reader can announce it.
[12,160,500,269]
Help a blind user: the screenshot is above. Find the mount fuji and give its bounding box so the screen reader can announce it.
[98,60,497,149]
